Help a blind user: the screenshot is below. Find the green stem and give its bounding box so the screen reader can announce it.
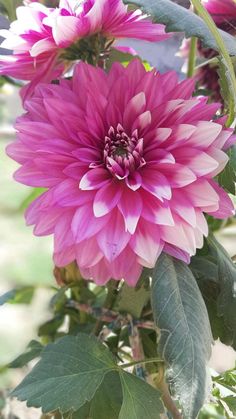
[93,280,118,336]
[121,357,164,369]
[187,36,197,78]
[191,0,236,127]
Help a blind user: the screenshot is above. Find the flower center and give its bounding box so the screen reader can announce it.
[103,123,146,179]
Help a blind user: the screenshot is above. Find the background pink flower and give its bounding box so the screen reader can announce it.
[203,0,236,25]
[7,60,235,286]
[0,0,169,99]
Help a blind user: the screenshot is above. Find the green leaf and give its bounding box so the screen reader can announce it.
[124,0,236,55]
[0,287,35,306]
[114,283,150,318]
[64,371,123,419]
[208,236,236,349]
[12,334,117,414]
[222,396,236,415]
[119,371,164,419]
[8,340,43,369]
[151,254,212,419]
[218,146,236,195]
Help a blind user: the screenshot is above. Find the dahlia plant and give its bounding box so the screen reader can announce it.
[1,0,236,418]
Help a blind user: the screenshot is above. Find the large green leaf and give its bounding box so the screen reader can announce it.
[208,236,236,348]
[218,146,236,195]
[12,334,117,414]
[119,371,164,419]
[124,0,236,55]
[12,333,164,418]
[151,254,212,419]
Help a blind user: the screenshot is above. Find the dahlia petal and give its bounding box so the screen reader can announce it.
[80,259,111,285]
[126,172,142,191]
[163,244,191,264]
[118,188,143,234]
[72,204,110,243]
[123,92,146,128]
[30,38,55,57]
[142,168,172,200]
[160,220,195,255]
[133,110,151,132]
[97,210,130,261]
[54,245,76,267]
[51,16,80,46]
[111,246,142,286]
[158,164,197,187]
[171,190,197,227]
[207,181,235,219]
[173,147,219,176]
[184,179,219,210]
[186,121,222,148]
[53,179,94,207]
[141,190,174,226]
[14,161,62,187]
[93,181,123,217]
[76,238,103,268]
[79,168,110,190]
[130,219,163,267]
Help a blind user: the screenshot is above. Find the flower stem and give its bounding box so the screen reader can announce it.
[187,36,197,78]
[121,357,164,369]
[93,280,118,336]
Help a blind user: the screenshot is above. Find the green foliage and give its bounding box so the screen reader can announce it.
[8,340,43,369]
[114,282,150,318]
[124,0,236,54]
[0,287,35,305]
[12,334,164,417]
[218,146,236,195]
[151,253,212,419]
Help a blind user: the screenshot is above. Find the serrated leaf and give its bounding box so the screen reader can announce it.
[64,371,123,419]
[114,283,150,318]
[8,340,43,369]
[207,236,236,349]
[0,287,35,305]
[124,0,236,55]
[151,253,212,419]
[12,334,117,414]
[119,371,164,419]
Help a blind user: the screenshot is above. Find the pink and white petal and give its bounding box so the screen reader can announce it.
[141,190,174,226]
[79,168,111,190]
[93,180,123,217]
[52,15,80,46]
[141,168,172,201]
[184,179,219,210]
[171,190,197,227]
[111,246,142,286]
[80,259,111,286]
[76,238,103,268]
[158,163,196,188]
[123,91,146,128]
[186,121,222,148]
[118,188,143,234]
[130,219,163,267]
[126,171,142,191]
[207,181,235,219]
[54,245,76,267]
[172,147,219,177]
[96,209,130,261]
[53,179,94,207]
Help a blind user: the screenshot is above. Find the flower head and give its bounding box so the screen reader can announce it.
[0,0,169,99]
[203,0,236,27]
[7,60,235,286]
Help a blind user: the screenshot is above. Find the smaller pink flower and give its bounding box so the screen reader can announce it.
[0,0,170,100]
[202,0,236,24]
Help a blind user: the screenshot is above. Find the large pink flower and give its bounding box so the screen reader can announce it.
[7,60,235,286]
[203,0,236,24]
[0,0,169,99]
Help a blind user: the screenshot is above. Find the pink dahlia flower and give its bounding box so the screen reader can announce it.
[202,0,236,25]
[0,0,169,99]
[7,60,235,286]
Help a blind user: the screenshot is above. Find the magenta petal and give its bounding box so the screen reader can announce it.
[79,168,110,190]
[72,204,110,243]
[76,238,103,268]
[118,188,143,234]
[97,209,130,261]
[142,168,172,201]
[93,181,122,217]
[207,181,235,219]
